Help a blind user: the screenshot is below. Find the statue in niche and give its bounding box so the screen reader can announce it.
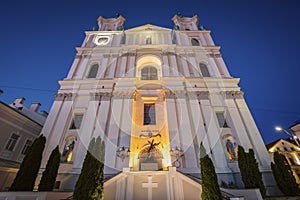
[61,136,76,163]
[225,138,238,161]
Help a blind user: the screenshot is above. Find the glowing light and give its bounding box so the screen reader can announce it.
[275,126,282,131]
[67,152,73,163]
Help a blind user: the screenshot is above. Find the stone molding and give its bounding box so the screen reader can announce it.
[55,93,74,101]
[113,90,135,99]
[91,92,112,101]
[195,91,210,100]
[208,53,222,58]
[221,91,244,99]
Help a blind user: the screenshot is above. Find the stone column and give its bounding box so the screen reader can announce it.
[199,93,230,173]
[41,93,73,168]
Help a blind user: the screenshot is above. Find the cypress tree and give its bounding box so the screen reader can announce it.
[38,145,61,191]
[271,151,300,196]
[10,134,46,191]
[200,143,222,200]
[73,137,105,200]
[237,146,266,197]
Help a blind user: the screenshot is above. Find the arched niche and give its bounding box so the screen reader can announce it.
[222,134,238,161]
[61,135,77,163]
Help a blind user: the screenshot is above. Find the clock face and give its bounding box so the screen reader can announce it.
[174,160,181,168]
[94,36,110,46]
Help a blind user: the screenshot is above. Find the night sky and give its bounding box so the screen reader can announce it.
[0,0,299,144]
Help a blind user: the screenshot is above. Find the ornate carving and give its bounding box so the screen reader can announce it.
[208,53,222,58]
[195,91,210,100]
[174,90,186,99]
[221,91,244,99]
[91,92,112,101]
[140,130,161,139]
[55,93,75,101]
[112,90,135,99]
[165,90,176,99]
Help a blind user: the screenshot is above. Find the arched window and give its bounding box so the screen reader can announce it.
[199,63,210,77]
[61,136,76,163]
[87,64,99,78]
[141,66,158,80]
[191,38,200,46]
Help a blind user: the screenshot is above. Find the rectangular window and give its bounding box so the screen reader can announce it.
[21,140,32,155]
[70,114,84,129]
[146,36,152,44]
[5,133,20,151]
[216,112,229,128]
[144,104,156,125]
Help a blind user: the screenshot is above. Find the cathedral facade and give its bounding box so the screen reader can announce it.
[39,14,277,196]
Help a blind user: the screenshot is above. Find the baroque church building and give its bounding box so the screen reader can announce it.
[39,14,277,198]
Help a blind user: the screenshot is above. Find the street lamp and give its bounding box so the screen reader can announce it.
[275,126,300,146]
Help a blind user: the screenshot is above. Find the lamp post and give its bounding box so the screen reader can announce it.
[275,126,300,146]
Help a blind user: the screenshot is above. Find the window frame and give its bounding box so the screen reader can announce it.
[143,103,156,125]
[21,139,32,155]
[191,38,200,46]
[5,133,20,151]
[146,36,152,44]
[69,114,84,130]
[216,112,230,128]
[140,66,158,80]
[87,64,99,78]
[199,63,210,77]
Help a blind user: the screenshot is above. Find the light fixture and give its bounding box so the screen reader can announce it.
[275,126,282,131]
[275,126,300,146]
[170,146,184,156]
[170,146,184,167]
[116,146,130,161]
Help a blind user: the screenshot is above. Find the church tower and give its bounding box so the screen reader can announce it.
[39,14,277,197]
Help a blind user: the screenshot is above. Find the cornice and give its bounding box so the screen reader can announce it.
[220,91,244,99]
[55,93,75,101]
[75,45,221,54]
[90,92,112,101]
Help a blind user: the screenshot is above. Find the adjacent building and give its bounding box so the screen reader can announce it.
[0,93,47,191]
[266,139,300,184]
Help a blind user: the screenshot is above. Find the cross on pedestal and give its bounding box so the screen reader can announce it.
[142,176,158,200]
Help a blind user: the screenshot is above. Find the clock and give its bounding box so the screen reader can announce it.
[174,160,181,168]
[94,35,110,46]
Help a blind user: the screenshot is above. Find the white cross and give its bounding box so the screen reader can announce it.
[142,176,158,200]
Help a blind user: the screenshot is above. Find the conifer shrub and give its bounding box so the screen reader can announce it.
[237,146,266,197]
[271,151,300,196]
[200,143,222,200]
[73,137,105,200]
[10,135,46,191]
[38,145,61,191]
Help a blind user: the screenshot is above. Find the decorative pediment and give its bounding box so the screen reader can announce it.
[126,24,171,32]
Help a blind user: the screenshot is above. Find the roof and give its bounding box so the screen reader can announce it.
[0,101,43,127]
[266,139,281,150]
[266,138,300,152]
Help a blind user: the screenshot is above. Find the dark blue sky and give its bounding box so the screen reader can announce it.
[0,0,299,144]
